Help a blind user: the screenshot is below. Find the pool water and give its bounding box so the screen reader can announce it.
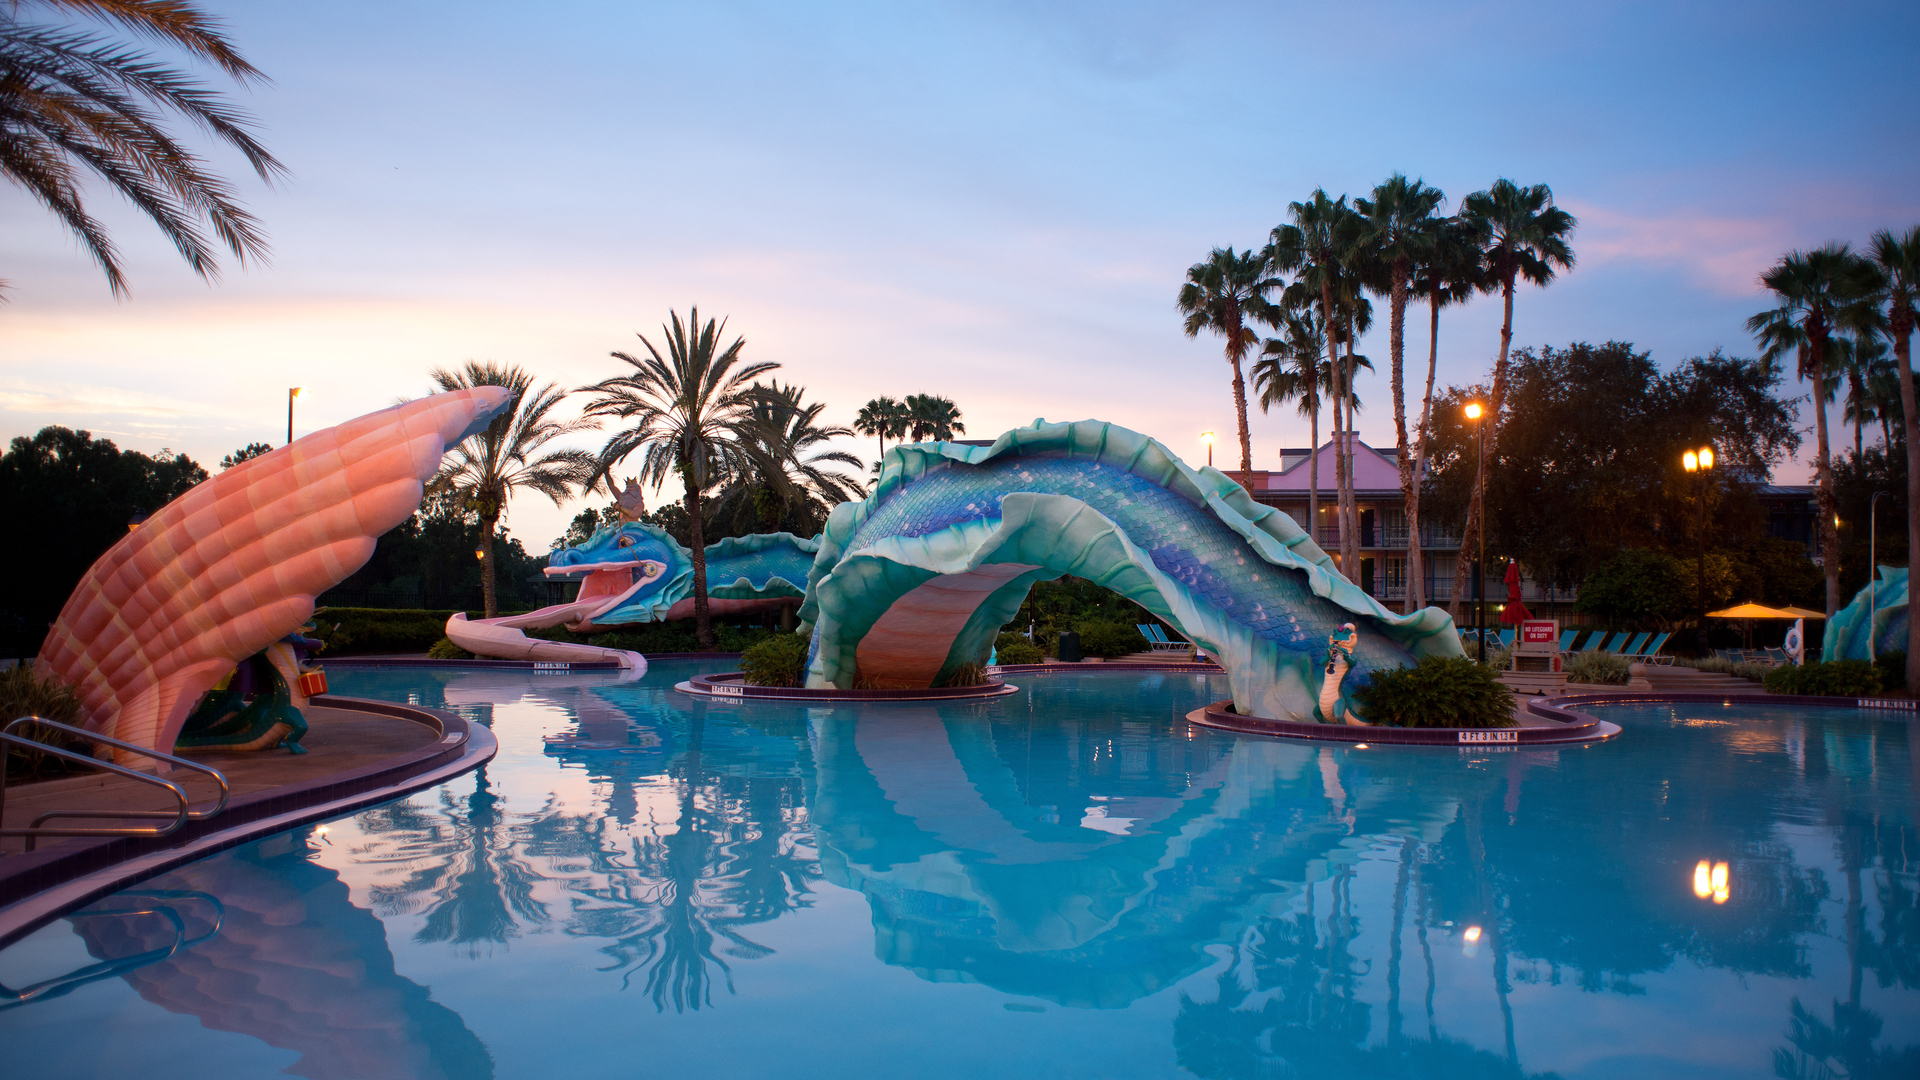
[2,665,1916,1079]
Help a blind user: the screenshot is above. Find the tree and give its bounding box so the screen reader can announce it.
[1354,175,1446,607]
[0,0,283,295]
[1405,217,1484,608]
[1748,244,1857,615]
[903,393,966,442]
[1178,247,1279,476]
[1855,225,1920,688]
[0,427,206,656]
[1269,192,1362,569]
[580,308,778,648]
[219,442,272,469]
[428,362,598,619]
[1252,304,1329,539]
[853,396,909,464]
[1452,180,1576,620]
[710,381,863,536]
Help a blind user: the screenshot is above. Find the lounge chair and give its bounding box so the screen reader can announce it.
[1600,632,1630,654]
[1577,631,1609,652]
[1497,629,1516,649]
[1764,647,1790,666]
[1634,632,1674,665]
[1558,630,1580,652]
[1137,624,1190,652]
[1620,632,1651,659]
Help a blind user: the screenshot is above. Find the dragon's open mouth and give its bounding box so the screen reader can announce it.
[543,560,667,623]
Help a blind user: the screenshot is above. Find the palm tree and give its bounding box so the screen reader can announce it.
[1856,226,1920,684]
[1748,244,1856,615]
[853,397,909,464]
[579,308,779,647]
[1454,180,1576,622]
[0,0,283,295]
[1406,218,1484,609]
[428,362,598,618]
[1330,273,1374,575]
[1178,247,1281,476]
[1252,305,1329,537]
[1354,175,1445,607]
[712,381,864,535]
[903,394,966,442]
[1269,193,1361,571]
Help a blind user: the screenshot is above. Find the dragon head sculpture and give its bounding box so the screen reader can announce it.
[545,521,689,628]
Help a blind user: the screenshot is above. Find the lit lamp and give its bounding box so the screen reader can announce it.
[127,508,149,532]
[287,387,303,446]
[474,542,487,562]
[1464,402,1487,662]
[1201,430,1215,468]
[1683,445,1714,653]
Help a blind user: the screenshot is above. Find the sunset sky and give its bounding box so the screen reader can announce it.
[4,0,1916,549]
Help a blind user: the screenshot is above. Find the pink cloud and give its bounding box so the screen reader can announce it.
[1565,200,1796,297]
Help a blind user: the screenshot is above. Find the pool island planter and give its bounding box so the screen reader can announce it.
[677,671,1020,702]
[1187,697,1622,745]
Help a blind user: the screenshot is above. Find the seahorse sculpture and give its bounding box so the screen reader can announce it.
[36,387,511,758]
[444,521,819,662]
[1318,624,1367,725]
[798,418,1463,720]
[1824,565,1907,662]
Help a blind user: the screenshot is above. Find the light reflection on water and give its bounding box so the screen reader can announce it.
[1,667,1916,1080]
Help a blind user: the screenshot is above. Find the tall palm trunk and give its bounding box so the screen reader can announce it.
[1343,317,1360,577]
[1452,271,1517,623]
[1894,313,1919,690]
[1849,365,1866,457]
[1321,282,1345,569]
[683,462,715,648]
[1389,260,1414,612]
[1407,293,1441,610]
[479,507,500,619]
[1811,345,1840,614]
[1307,395,1320,548]
[1229,348,1253,478]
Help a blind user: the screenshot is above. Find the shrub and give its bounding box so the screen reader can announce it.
[1566,650,1630,686]
[937,661,988,688]
[1350,655,1516,729]
[1875,649,1906,690]
[1077,621,1148,659]
[1684,656,1771,681]
[739,632,811,687]
[311,608,458,655]
[995,630,1031,653]
[427,637,475,660]
[1765,659,1882,697]
[996,640,1044,665]
[0,665,89,781]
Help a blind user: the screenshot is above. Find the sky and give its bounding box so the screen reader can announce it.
[4,0,1918,551]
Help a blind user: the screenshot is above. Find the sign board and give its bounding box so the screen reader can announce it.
[1520,620,1557,646]
[1512,619,1562,673]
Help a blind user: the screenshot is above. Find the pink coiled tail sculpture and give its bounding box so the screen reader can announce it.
[34,387,511,761]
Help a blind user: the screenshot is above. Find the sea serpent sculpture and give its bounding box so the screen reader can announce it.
[36,387,511,759]
[1824,565,1907,661]
[796,419,1464,721]
[446,484,818,664]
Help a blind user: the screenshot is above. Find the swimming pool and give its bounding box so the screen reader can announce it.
[2,664,1915,1079]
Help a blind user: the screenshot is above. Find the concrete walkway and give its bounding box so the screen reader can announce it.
[1,706,439,855]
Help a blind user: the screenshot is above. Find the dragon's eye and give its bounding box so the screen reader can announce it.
[617,535,635,548]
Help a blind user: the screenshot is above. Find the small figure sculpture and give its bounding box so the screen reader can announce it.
[614,477,647,522]
[1319,624,1368,726]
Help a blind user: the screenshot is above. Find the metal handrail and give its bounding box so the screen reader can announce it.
[1,716,231,853]
[0,890,225,1009]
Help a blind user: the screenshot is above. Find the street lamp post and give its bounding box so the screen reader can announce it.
[287,387,303,445]
[1201,431,1215,469]
[1683,445,1715,654]
[1464,402,1486,663]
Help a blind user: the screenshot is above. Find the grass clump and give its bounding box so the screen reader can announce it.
[1351,655,1516,729]
[1764,659,1882,697]
[936,661,988,688]
[427,637,475,660]
[739,632,811,687]
[1565,650,1631,686]
[1,665,90,781]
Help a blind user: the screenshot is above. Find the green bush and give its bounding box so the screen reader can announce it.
[1684,656,1772,681]
[1764,659,1882,697]
[1077,620,1148,659]
[1,665,89,781]
[427,636,475,660]
[1566,649,1630,686]
[996,641,1044,665]
[739,632,811,687]
[1876,649,1906,690]
[995,630,1031,653]
[1350,655,1516,729]
[311,607,459,655]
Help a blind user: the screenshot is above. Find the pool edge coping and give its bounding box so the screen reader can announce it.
[0,696,496,951]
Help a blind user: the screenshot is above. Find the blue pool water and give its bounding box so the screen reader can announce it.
[2,665,1916,1079]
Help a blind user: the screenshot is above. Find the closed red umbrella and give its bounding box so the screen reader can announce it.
[1500,560,1533,624]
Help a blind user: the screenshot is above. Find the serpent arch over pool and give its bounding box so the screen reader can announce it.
[796,419,1464,721]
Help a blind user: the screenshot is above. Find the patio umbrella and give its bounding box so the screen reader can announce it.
[1705,603,1819,619]
[1500,560,1533,624]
